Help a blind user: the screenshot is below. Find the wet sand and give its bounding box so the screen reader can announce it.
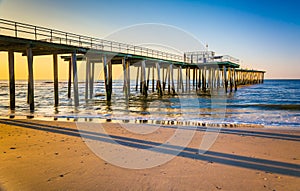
[0,119,299,190]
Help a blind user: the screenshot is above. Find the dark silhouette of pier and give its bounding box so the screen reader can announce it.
[0,18,265,111]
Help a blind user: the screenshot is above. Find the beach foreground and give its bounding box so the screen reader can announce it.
[0,119,299,190]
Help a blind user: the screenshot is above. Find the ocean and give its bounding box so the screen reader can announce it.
[0,79,299,127]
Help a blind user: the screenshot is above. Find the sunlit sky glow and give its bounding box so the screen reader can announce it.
[0,0,299,79]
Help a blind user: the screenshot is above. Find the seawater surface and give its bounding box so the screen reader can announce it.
[0,79,299,127]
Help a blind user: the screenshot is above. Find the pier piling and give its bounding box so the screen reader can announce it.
[8,50,15,110]
[53,53,59,106]
[71,51,79,107]
[27,47,34,111]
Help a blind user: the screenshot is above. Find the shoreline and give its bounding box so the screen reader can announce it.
[0,119,299,190]
[1,115,299,129]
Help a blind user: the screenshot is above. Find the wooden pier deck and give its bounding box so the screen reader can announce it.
[0,18,265,112]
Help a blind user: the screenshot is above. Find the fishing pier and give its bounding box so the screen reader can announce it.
[0,19,265,112]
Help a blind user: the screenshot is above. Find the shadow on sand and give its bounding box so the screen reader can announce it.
[0,119,299,177]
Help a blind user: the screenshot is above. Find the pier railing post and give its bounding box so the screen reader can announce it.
[8,50,15,110]
[27,47,34,111]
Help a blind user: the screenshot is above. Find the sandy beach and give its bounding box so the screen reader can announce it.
[0,118,299,191]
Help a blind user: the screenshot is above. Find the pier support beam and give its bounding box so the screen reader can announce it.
[186,67,190,92]
[168,65,171,94]
[27,47,34,111]
[170,64,175,94]
[89,62,95,99]
[152,65,155,92]
[233,68,237,91]
[85,58,90,100]
[223,66,228,93]
[8,50,15,110]
[147,66,151,91]
[177,67,180,92]
[71,51,79,107]
[53,53,59,107]
[162,67,165,92]
[126,60,130,96]
[180,66,184,92]
[202,67,206,92]
[67,60,72,99]
[122,57,129,99]
[136,66,139,91]
[141,60,147,96]
[156,62,163,96]
[103,55,113,102]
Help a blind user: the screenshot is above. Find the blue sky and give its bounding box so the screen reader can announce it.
[0,0,299,78]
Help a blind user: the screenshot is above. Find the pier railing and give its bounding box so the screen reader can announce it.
[0,18,183,62]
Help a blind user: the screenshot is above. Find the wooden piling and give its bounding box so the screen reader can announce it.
[122,57,128,98]
[168,65,171,94]
[177,67,180,92]
[202,67,206,92]
[229,67,233,92]
[180,66,184,92]
[141,60,147,96]
[89,62,95,99]
[192,68,196,89]
[152,65,155,92]
[8,50,15,110]
[156,62,163,96]
[233,68,237,91]
[195,68,198,91]
[53,53,59,106]
[136,66,139,91]
[147,66,151,90]
[71,51,79,107]
[223,66,228,93]
[140,62,143,94]
[198,67,201,90]
[162,67,165,92]
[85,57,90,100]
[67,60,72,99]
[186,67,190,92]
[170,64,175,94]
[126,60,130,96]
[108,61,113,101]
[216,68,220,88]
[27,47,34,111]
